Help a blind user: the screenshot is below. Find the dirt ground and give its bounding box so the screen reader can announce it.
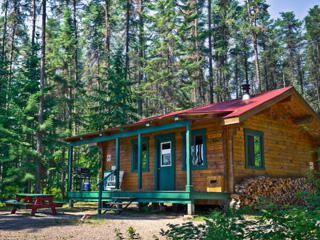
[0,204,199,240]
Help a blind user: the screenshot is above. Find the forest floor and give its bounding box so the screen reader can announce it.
[0,202,200,240]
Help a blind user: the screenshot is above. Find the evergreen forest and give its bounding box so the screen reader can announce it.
[1,0,320,198]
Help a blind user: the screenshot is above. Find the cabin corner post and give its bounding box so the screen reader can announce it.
[138,133,142,189]
[227,127,235,193]
[185,120,193,192]
[67,145,73,208]
[116,137,120,189]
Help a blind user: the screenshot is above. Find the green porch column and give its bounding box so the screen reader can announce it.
[67,145,74,208]
[67,145,73,191]
[185,120,193,192]
[138,133,142,189]
[115,137,120,189]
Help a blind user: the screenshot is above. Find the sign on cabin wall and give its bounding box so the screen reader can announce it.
[107,154,111,162]
[208,133,222,139]
[209,145,223,150]
[310,162,314,170]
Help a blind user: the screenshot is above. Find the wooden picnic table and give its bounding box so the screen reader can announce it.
[6,193,64,216]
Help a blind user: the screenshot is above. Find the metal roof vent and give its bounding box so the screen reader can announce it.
[241,84,250,101]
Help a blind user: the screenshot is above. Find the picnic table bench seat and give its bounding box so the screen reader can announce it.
[52,202,64,207]
[6,202,33,206]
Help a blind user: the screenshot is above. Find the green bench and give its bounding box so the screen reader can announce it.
[6,202,33,206]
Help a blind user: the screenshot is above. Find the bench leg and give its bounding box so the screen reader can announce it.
[30,207,37,216]
[11,206,18,214]
[51,207,58,215]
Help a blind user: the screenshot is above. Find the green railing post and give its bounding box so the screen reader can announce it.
[98,183,102,215]
[115,137,120,189]
[138,133,142,189]
[96,169,117,215]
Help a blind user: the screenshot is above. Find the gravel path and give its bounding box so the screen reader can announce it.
[0,209,194,240]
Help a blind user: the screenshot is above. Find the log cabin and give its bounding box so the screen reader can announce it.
[65,86,320,215]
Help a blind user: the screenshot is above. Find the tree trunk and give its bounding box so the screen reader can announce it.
[288,26,295,86]
[105,0,110,65]
[208,0,213,104]
[195,14,203,104]
[1,0,8,61]
[315,42,320,106]
[73,0,78,90]
[246,0,261,93]
[68,65,72,137]
[252,34,261,92]
[125,0,130,75]
[61,108,66,200]
[7,0,18,108]
[9,0,18,77]
[35,0,46,193]
[73,0,78,136]
[235,56,239,99]
[138,0,144,116]
[215,53,220,102]
[297,53,304,96]
[243,40,249,85]
[262,42,269,91]
[32,0,36,46]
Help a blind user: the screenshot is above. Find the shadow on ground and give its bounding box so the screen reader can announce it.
[0,208,185,232]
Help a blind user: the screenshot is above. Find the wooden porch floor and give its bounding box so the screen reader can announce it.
[68,191,230,204]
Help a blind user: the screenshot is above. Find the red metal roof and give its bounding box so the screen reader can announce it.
[65,87,296,142]
[134,86,294,123]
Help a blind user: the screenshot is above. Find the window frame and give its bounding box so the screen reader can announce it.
[131,137,149,172]
[244,128,265,170]
[182,128,207,170]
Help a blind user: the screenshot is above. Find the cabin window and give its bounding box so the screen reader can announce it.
[161,142,172,167]
[244,129,265,170]
[182,129,207,170]
[131,138,149,172]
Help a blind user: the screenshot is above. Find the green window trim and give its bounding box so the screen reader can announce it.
[131,137,149,172]
[244,128,265,170]
[182,129,207,170]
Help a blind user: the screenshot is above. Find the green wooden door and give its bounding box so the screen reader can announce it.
[155,133,175,190]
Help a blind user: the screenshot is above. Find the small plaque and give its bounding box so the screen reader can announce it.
[310,162,314,170]
[209,145,223,150]
[107,154,111,162]
[208,133,222,139]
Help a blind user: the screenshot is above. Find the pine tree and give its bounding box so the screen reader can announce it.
[276,12,303,88]
[245,0,269,93]
[305,5,320,111]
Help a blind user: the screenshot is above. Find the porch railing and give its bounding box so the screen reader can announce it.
[96,169,117,215]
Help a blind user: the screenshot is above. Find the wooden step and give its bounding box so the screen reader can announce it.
[99,208,122,211]
[104,202,126,205]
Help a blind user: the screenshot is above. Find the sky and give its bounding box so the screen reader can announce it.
[266,0,319,20]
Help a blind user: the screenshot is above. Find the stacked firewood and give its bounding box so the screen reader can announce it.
[231,176,315,209]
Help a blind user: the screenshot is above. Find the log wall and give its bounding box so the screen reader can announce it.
[100,119,226,192]
[232,109,316,185]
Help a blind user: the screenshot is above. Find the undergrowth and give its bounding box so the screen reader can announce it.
[161,160,320,240]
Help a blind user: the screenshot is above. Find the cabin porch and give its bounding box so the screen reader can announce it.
[68,190,229,215]
[68,190,229,203]
[66,119,230,215]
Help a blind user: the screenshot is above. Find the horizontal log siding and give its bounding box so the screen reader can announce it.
[101,119,225,192]
[233,111,315,184]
